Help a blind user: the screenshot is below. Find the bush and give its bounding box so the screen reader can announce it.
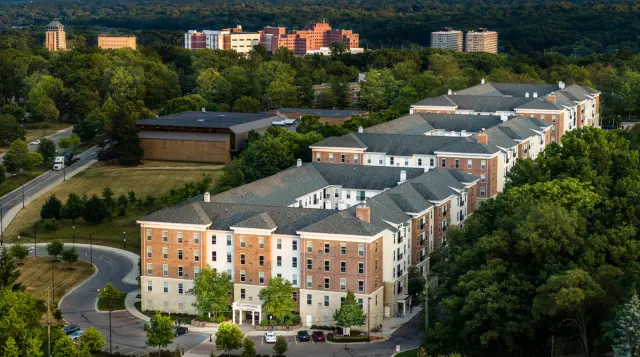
[214,315,226,323]
[326,333,370,343]
[43,218,60,231]
[310,325,336,330]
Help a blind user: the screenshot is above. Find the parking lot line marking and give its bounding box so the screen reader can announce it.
[311,339,314,344]
[261,338,264,346]
[295,338,298,345]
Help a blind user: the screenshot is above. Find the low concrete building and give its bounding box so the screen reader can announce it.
[136,111,280,164]
[272,108,367,125]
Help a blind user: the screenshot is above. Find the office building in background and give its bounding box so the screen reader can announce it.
[184,26,260,53]
[98,36,137,50]
[45,20,66,52]
[465,28,498,53]
[430,27,463,51]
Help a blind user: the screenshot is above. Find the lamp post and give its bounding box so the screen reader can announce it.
[123,232,126,249]
[89,233,93,265]
[367,297,371,338]
[1,203,4,246]
[34,224,37,257]
[72,226,75,243]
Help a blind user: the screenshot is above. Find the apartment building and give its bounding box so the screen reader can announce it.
[464,28,498,53]
[185,30,226,50]
[260,22,360,56]
[45,20,66,52]
[430,27,463,51]
[138,163,477,326]
[312,82,362,109]
[410,80,601,143]
[98,36,137,50]
[184,26,260,53]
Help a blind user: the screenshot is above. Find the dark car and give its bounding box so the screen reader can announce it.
[63,325,80,336]
[312,331,325,342]
[174,326,188,337]
[297,330,310,342]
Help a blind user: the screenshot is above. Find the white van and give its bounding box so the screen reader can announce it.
[53,156,65,171]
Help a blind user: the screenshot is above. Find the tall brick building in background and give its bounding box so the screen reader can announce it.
[260,21,359,56]
[45,20,66,52]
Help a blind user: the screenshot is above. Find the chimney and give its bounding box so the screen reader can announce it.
[296,158,302,167]
[481,78,485,84]
[447,89,452,95]
[355,202,370,223]
[204,192,211,203]
[533,92,538,98]
[358,126,363,133]
[399,170,407,183]
[201,107,206,113]
[558,81,566,89]
[525,92,530,98]
[500,114,509,122]
[477,128,488,145]
[547,94,556,103]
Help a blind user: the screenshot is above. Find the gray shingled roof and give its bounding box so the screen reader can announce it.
[275,108,366,118]
[312,133,367,149]
[485,126,517,149]
[136,112,275,131]
[413,95,458,107]
[138,131,229,142]
[456,82,560,98]
[364,113,435,135]
[141,201,213,225]
[497,116,549,140]
[447,95,533,112]
[47,21,64,28]
[365,113,503,135]
[312,164,424,190]
[515,98,564,110]
[232,212,277,230]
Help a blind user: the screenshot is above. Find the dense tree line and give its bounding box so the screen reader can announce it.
[1,0,640,55]
[425,127,640,357]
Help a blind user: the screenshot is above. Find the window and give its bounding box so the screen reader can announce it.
[324,277,330,289]
[354,154,359,164]
[328,153,335,162]
[292,240,298,251]
[177,249,183,260]
[276,256,282,267]
[358,280,364,292]
[316,153,320,162]
[147,280,152,291]
[307,294,312,305]
[178,283,184,294]
[324,243,330,254]
[379,157,384,164]
[259,272,265,284]
[146,230,152,241]
[340,278,346,291]
[467,159,472,169]
[241,254,246,265]
[341,261,346,273]
[358,262,365,274]
[259,237,265,249]
[481,160,487,170]
[240,270,246,282]
[194,267,200,278]
[177,232,183,243]
[341,297,346,304]
[455,159,460,168]
[162,247,168,259]
[346,190,351,199]
[147,247,152,258]
[341,154,346,163]
[324,296,330,306]
[178,266,183,277]
[194,250,199,262]
[163,282,168,293]
[367,157,371,164]
[226,234,232,246]
[292,274,298,286]
[324,261,330,272]
[307,241,313,253]
[340,244,346,256]
[240,237,246,248]
[227,252,232,263]
[277,239,282,249]
[375,259,378,271]
[480,188,486,197]
[211,235,216,244]
[147,264,152,275]
[481,174,486,184]
[552,115,557,123]
[163,264,168,276]
[307,259,313,270]
[430,158,435,167]
[405,159,409,166]
[292,257,298,268]
[390,157,394,165]
[307,276,313,288]
[358,298,364,309]
[441,159,446,168]
[194,233,199,244]
[240,289,246,299]
[358,244,365,257]
[292,291,298,302]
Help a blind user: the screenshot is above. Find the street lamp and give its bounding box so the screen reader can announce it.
[34,224,37,257]
[1,203,4,246]
[72,226,75,243]
[123,232,126,249]
[89,233,93,265]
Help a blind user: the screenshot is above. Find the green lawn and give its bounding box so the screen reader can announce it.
[135,301,195,324]
[97,293,127,311]
[395,348,419,357]
[0,164,50,197]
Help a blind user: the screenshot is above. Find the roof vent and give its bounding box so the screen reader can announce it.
[197,119,205,122]
[201,107,206,113]
[358,126,363,133]
[533,92,538,98]
[204,192,211,203]
[447,89,452,95]
[525,92,530,98]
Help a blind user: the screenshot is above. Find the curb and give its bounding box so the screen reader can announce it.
[58,261,99,309]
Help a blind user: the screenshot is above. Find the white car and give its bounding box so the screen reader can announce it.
[264,331,277,343]
[29,140,41,145]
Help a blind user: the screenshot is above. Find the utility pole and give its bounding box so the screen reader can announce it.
[1,204,4,246]
[90,233,93,265]
[47,286,51,357]
[22,185,25,208]
[367,297,371,338]
[52,262,55,304]
[34,224,37,257]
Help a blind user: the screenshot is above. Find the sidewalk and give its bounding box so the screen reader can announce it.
[125,289,149,322]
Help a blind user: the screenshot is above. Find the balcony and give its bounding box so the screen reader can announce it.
[442,225,448,232]
[397,253,403,260]
[397,269,404,278]
[397,236,403,244]
[419,223,426,230]
[419,254,427,262]
[460,214,465,221]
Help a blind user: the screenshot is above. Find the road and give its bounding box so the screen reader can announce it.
[29,244,208,356]
[27,126,75,153]
[0,146,99,237]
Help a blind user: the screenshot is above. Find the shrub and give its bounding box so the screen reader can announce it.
[326,333,370,343]
[214,315,226,323]
[43,218,60,231]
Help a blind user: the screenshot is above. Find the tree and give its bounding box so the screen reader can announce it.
[333,291,366,330]
[241,337,256,357]
[189,266,233,317]
[233,96,261,113]
[26,152,43,169]
[604,293,640,357]
[329,77,350,109]
[0,248,19,287]
[46,239,64,260]
[215,322,244,357]
[37,138,57,163]
[2,139,30,174]
[160,94,207,115]
[259,276,294,321]
[146,313,174,355]
[83,194,107,225]
[8,244,28,264]
[0,165,4,185]
[98,282,122,354]
[196,69,232,104]
[78,327,105,353]
[407,266,425,303]
[61,193,85,224]
[273,336,288,357]
[358,69,399,112]
[1,337,19,357]
[61,247,78,266]
[41,195,62,220]
[53,335,78,357]
[266,77,299,108]
[58,133,81,151]
[0,288,43,356]
[0,114,25,146]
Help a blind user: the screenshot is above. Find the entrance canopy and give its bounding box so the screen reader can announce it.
[231,301,263,325]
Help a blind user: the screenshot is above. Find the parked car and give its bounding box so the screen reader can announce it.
[63,324,80,336]
[264,331,277,343]
[69,330,84,341]
[174,326,188,336]
[312,331,325,342]
[297,330,310,342]
[29,140,40,145]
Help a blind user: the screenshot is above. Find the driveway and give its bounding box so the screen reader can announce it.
[30,244,207,356]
